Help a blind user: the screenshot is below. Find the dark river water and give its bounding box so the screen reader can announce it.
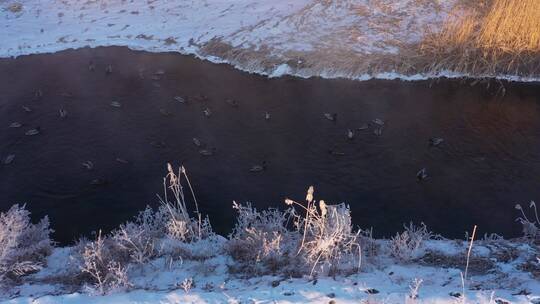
[1,47,540,244]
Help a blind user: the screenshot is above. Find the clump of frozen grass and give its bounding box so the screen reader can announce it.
[226,202,298,275]
[389,222,433,262]
[0,204,53,286]
[515,202,540,241]
[74,164,217,294]
[79,231,132,295]
[111,206,168,265]
[285,186,362,277]
[158,163,213,242]
[228,186,362,277]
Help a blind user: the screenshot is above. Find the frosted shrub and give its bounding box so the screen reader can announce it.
[79,231,132,295]
[111,206,168,265]
[0,204,53,285]
[285,186,362,277]
[227,202,297,274]
[515,202,540,241]
[389,222,433,261]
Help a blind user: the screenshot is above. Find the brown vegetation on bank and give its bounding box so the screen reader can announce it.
[417,0,540,77]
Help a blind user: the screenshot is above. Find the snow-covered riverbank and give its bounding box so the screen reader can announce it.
[3,237,540,304]
[1,0,538,82]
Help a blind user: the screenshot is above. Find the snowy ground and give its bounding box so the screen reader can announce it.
[2,237,540,304]
[0,0,501,81]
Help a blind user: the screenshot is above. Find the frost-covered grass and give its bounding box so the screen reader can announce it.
[1,165,540,303]
[1,0,538,81]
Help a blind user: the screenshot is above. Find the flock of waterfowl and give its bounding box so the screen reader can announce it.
[3,62,445,183]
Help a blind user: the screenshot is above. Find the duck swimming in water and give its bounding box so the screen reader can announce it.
[429,137,444,147]
[105,64,113,75]
[174,96,186,104]
[9,122,22,128]
[34,89,43,100]
[225,99,239,108]
[249,161,267,172]
[416,168,428,181]
[3,154,15,165]
[59,108,68,118]
[110,101,122,108]
[324,113,337,122]
[25,127,40,136]
[347,129,354,140]
[82,161,94,170]
[372,118,384,126]
[199,148,216,156]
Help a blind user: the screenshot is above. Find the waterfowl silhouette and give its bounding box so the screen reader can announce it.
[9,122,22,128]
[225,99,239,108]
[59,108,68,118]
[25,127,40,136]
[199,148,216,156]
[82,161,94,170]
[34,89,43,100]
[3,154,15,165]
[416,168,428,181]
[159,108,172,116]
[347,129,354,140]
[324,113,337,122]
[372,118,384,126]
[429,137,444,147]
[174,96,186,104]
[249,161,267,172]
[110,101,122,108]
[105,64,113,75]
[115,158,129,164]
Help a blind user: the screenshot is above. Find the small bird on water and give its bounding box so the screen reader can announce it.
[429,137,444,147]
[110,101,122,108]
[199,148,216,156]
[174,96,186,104]
[347,129,354,140]
[9,122,22,128]
[25,127,40,136]
[203,108,212,117]
[249,161,267,173]
[3,154,15,165]
[105,64,113,75]
[372,118,385,126]
[264,112,271,121]
[192,137,202,147]
[324,113,337,122]
[59,108,68,118]
[82,161,94,170]
[225,99,239,108]
[416,168,428,181]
